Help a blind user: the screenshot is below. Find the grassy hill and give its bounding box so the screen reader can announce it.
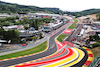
[75,9,100,17]
[0,1,100,17]
[0,1,62,14]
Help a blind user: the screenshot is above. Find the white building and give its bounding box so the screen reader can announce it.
[0,13,10,18]
[3,25,24,31]
[0,40,7,46]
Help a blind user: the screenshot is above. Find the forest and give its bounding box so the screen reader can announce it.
[1,1,100,17]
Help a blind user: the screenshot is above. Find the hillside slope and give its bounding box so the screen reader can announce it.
[0,1,100,17]
[76,9,100,17]
[0,1,61,14]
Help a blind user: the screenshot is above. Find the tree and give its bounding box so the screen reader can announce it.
[24,26,29,30]
[31,19,39,30]
[89,34,100,41]
[11,30,20,43]
[3,22,10,26]
[31,36,37,41]
[2,30,21,43]
[15,16,19,19]
[0,28,4,39]
[39,33,43,39]
[35,19,38,30]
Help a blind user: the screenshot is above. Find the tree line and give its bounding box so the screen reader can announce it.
[0,28,21,43]
[0,16,53,30]
[0,16,19,26]
[1,1,100,17]
[0,17,53,43]
[0,1,61,14]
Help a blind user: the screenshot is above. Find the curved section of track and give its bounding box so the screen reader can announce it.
[43,48,78,67]
[0,22,90,67]
[11,48,71,67]
[62,48,85,67]
[71,48,88,67]
[2,23,71,67]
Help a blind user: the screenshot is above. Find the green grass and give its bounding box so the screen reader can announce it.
[68,23,76,29]
[90,47,100,58]
[0,41,47,60]
[57,35,67,42]
[73,18,78,22]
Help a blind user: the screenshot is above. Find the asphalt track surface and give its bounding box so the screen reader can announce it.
[71,48,88,67]
[0,23,88,67]
[0,23,70,67]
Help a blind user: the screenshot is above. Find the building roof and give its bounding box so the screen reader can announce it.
[18,13,27,14]
[34,13,60,17]
[20,34,35,37]
[0,40,7,43]
[0,13,10,17]
[93,21,100,24]
[3,25,24,30]
[90,41,96,44]
[28,27,35,31]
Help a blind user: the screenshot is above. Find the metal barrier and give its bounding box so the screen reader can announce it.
[89,54,100,67]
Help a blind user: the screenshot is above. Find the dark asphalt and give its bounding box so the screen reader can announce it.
[0,23,88,67]
[0,24,69,67]
[71,48,88,67]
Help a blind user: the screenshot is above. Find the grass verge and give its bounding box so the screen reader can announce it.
[90,47,100,58]
[0,41,47,60]
[57,34,67,42]
[68,23,76,29]
[73,18,78,22]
